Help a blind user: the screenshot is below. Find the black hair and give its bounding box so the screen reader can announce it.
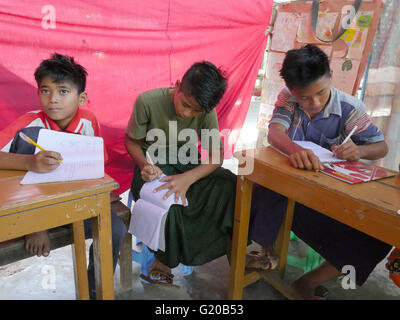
[279,44,330,90]
[34,53,88,94]
[180,61,226,113]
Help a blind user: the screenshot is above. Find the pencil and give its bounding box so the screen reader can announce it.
[19,132,62,163]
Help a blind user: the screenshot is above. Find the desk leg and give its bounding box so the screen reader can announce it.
[274,199,295,279]
[71,220,89,300]
[92,195,115,300]
[228,176,253,300]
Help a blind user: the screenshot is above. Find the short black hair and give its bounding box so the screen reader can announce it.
[180,61,226,113]
[280,44,330,90]
[34,53,88,93]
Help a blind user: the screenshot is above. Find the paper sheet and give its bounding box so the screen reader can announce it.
[20,129,104,184]
[293,140,343,163]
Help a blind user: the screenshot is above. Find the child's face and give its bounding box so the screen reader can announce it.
[173,84,203,119]
[38,76,87,130]
[290,75,332,118]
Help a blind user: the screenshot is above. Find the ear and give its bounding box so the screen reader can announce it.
[329,70,333,79]
[78,92,88,106]
[174,80,181,91]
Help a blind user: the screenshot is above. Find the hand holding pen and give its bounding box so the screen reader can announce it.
[331,126,360,161]
[19,132,63,172]
[140,150,162,182]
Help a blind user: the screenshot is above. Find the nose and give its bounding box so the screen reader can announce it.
[49,92,59,103]
[311,96,321,108]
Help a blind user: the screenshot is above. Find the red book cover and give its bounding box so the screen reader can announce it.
[321,161,396,184]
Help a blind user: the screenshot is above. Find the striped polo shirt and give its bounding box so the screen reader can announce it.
[269,87,384,150]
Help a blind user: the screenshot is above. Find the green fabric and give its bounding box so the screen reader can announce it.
[131,151,236,268]
[126,87,222,154]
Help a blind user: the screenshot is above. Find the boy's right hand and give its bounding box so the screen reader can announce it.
[29,150,63,173]
[141,164,162,182]
[289,149,324,171]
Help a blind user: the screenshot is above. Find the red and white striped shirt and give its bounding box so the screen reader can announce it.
[0,108,106,158]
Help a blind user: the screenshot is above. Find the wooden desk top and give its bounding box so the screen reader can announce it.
[235,147,400,247]
[0,170,119,215]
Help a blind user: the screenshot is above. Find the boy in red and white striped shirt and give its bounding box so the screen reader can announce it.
[0,53,125,299]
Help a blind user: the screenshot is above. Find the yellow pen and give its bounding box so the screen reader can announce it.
[19,132,62,163]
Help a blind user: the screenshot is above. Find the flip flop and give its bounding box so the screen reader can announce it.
[246,250,279,272]
[139,269,180,289]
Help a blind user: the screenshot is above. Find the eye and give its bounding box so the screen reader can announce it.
[40,89,49,94]
[60,89,69,95]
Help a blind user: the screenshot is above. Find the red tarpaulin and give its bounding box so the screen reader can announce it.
[0,0,272,193]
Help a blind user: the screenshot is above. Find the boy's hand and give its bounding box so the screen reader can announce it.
[154,173,192,206]
[141,164,162,182]
[331,140,360,161]
[29,150,62,172]
[289,149,323,171]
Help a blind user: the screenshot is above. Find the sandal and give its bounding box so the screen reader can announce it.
[313,285,329,300]
[140,269,180,289]
[246,250,279,272]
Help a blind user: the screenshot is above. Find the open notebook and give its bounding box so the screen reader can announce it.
[272,140,343,163]
[128,174,188,252]
[20,129,104,184]
[292,140,343,163]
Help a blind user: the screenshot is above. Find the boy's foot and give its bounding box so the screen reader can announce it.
[140,258,180,289]
[25,230,50,257]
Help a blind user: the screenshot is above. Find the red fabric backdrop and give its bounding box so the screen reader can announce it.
[0,1,272,193]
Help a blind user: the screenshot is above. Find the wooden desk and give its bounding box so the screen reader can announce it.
[228,147,400,300]
[0,170,119,300]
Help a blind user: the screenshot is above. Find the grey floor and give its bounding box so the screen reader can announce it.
[1,98,399,300]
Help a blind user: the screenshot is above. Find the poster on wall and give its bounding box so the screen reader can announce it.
[271,11,301,52]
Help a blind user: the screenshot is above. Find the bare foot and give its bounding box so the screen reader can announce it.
[291,277,317,300]
[25,230,50,257]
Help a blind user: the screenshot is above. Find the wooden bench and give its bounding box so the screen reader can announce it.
[0,196,133,293]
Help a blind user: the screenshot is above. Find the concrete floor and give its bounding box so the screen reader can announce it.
[1,98,399,300]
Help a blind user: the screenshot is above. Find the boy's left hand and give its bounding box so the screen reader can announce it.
[331,140,360,161]
[154,173,192,206]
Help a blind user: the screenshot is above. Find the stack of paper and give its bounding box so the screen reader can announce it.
[129,174,188,252]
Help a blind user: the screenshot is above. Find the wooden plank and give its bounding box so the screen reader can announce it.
[0,174,118,214]
[92,193,114,300]
[228,176,253,300]
[0,194,109,242]
[71,220,89,300]
[274,199,295,279]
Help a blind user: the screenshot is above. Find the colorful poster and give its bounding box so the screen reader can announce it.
[271,12,301,52]
[296,12,338,44]
[262,51,286,105]
[340,11,373,59]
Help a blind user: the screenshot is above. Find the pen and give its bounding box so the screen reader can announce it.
[341,125,358,146]
[145,150,156,175]
[19,132,62,163]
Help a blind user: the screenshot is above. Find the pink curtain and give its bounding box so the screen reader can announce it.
[0,0,272,193]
